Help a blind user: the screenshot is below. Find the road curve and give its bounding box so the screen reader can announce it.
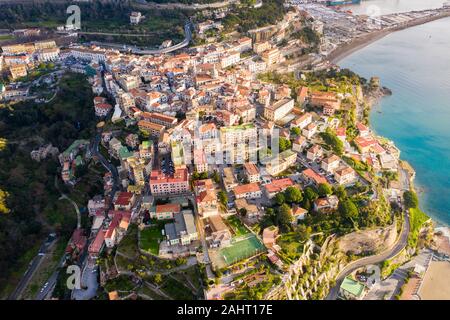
[325,210,410,300]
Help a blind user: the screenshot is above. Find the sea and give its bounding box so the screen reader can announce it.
[337,16,450,226]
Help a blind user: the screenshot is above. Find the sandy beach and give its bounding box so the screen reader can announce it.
[328,10,450,64]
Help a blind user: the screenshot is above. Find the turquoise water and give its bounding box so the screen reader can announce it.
[338,17,450,226]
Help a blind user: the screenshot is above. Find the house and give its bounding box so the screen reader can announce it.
[262,226,279,249]
[302,122,318,139]
[321,154,341,173]
[339,277,367,300]
[165,210,198,246]
[233,183,262,200]
[243,162,260,183]
[334,166,357,185]
[301,168,328,186]
[264,178,294,199]
[290,112,312,130]
[314,195,339,213]
[196,190,219,218]
[130,11,143,24]
[206,215,232,248]
[265,149,297,176]
[151,203,181,220]
[356,122,370,137]
[309,91,341,116]
[94,103,112,117]
[113,192,135,211]
[291,206,308,226]
[264,98,294,122]
[138,120,165,137]
[65,228,87,260]
[292,135,307,153]
[296,86,309,105]
[104,210,131,248]
[194,149,209,173]
[235,198,259,219]
[223,167,238,192]
[193,179,215,194]
[87,196,105,216]
[306,144,324,161]
[88,230,106,258]
[336,127,347,142]
[149,168,190,196]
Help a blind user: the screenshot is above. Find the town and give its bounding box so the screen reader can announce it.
[0,0,449,301]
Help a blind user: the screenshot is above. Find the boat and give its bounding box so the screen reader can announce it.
[326,0,361,6]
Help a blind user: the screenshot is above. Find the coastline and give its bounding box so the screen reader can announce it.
[327,10,450,64]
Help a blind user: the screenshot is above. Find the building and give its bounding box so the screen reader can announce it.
[88,230,106,258]
[113,192,135,211]
[265,149,297,176]
[206,215,232,248]
[104,210,131,248]
[151,203,181,220]
[9,64,27,80]
[235,198,259,219]
[142,112,178,128]
[314,195,339,213]
[261,48,281,66]
[243,162,260,183]
[264,178,294,199]
[306,144,323,161]
[149,168,190,196]
[194,149,208,173]
[130,11,143,24]
[309,91,341,116]
[36,47,60,62]
[220,51,240,69]
[297,86,309,105]
[301,168,328,186]
[302,122,318,139]
[165,210,198,246]
[291,206,308,226]
[87,196,105,216]
[196,189,218,217]
[334,166,357,185]
[321,154,341,173]
[138,120,165,137]
[223,167,238,192]
[94,102,112,117]
[233,183,262,200]
[290,112,312,130]
[264,98,294,122]
[253,41,271,54]
[292,135,307,153]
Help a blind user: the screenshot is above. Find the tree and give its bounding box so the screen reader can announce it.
[154,273,163,284]
[279,137,291,152]
[239,208,247,216]
[0,189,10,214]
[274,193,285,205]
[334,185,347,200]
[211,170,220,184]
[403,190,418,209]
[218,191,228,206]
[339,199,359,221]
[318,183,332,197]
[304,186,319,202]
[284,186,303,204]
[290,127,301,136]
[277,204,293,230]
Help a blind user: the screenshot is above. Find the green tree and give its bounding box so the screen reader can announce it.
[318,183,332,197]
[339,199,359,221]
[277,204,293,231]
[403,190,419,209]
[304,186,319,202]
[154,273,163,284]
[274,192,285,205]
[218,191,228,206]
[279,137,291,152]
[284,186,303,203]
[290,127,301,136]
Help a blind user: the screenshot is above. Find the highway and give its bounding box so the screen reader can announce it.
[325,209,411,300]
[90,22,193,56]
[8,235,56,300]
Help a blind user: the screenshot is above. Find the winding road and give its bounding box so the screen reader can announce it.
[325,209,411,300]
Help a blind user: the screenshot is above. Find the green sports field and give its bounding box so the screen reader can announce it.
[220,235,266,266]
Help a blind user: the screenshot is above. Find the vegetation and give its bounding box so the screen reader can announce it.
[0,73,97,295]
[222,0,286,33]
[320,129,344,156]
[403,190,419,209]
